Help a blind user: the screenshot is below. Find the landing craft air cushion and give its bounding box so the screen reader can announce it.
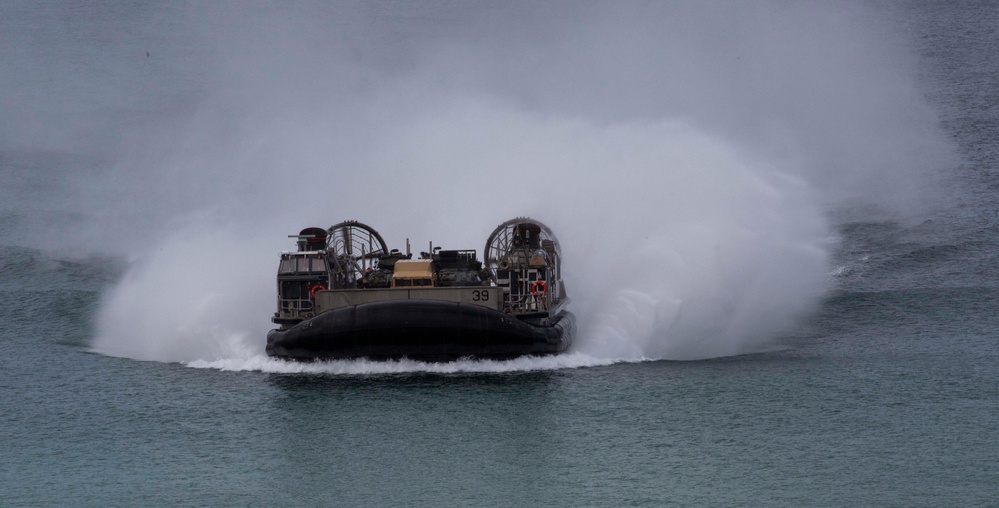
[265,218,574,361]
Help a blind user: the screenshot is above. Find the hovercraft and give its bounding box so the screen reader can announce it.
[266,218,574,361]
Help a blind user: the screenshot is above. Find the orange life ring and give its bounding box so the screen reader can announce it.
[530,280,547,296]
[310,284,326,298]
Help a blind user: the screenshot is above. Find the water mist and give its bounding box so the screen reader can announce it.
[8,1,946,371]
[92,100,828,368]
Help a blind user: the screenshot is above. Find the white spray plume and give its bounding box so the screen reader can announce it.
[1,1,952,369]
[92,105,828,366]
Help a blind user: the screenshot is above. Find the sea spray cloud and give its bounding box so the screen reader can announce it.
[92,100,828,363]
[1,1,947,366]
[538,121,830,360]
[91,220,278,362]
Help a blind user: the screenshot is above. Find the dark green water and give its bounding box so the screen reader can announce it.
[2,1,998,506]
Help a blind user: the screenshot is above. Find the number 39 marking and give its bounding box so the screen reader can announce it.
[472,290,489,302]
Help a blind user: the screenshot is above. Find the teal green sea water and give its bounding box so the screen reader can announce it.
[2,1,998,506]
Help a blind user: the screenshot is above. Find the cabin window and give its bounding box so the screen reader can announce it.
[311,258,327,272]
[280,256,328,274]
[297,258,311,272]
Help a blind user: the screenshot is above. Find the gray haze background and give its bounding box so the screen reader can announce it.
[0,1,954,365]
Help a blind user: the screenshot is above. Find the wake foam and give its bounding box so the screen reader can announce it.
[186,351,622,375]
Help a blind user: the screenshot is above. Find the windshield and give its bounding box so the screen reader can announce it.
[279,255,328,274]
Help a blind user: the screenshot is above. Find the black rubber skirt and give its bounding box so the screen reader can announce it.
[266,299,574,361]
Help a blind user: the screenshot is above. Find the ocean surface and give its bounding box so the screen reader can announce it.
[2,1,998,506]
